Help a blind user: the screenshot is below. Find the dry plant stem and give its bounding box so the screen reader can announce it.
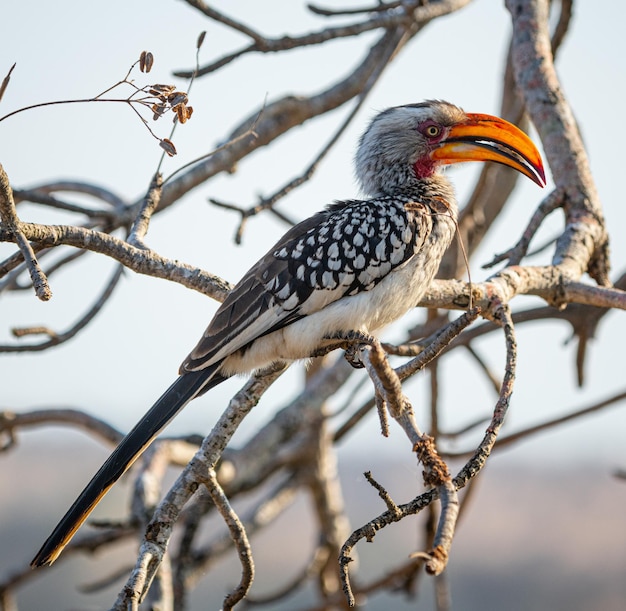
[0,238,97,292]
[333,394,376,443]
[463,344,502,394]
[179,363,357,600]
[162,103,263,187]
[363,471,401,517]
[306,415,352,599]
[202,469,254,611]
[1,97,160,143]
[339,488,440,606]
[112,363,287,609]
[205,23,412,244]
[350,558,422,603]
[210,98,368,242]
[0,163,51,300]
[308,2,405,17]
[212,358,354,495]
[334,310,479,444]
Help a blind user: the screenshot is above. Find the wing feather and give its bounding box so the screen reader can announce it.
[181,195,429,372]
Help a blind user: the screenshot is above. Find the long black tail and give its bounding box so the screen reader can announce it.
[31,366,226,568]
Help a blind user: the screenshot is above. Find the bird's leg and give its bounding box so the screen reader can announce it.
[318,330,377,369]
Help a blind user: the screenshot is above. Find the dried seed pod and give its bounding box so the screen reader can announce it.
[151,84,176,93]
[159,138,177,156]
[167,92,188,107]
[151,103,167,121]
[0,63,15,103]
[175,104,194,124]
[197,31,206,49]
[139,51,154,73]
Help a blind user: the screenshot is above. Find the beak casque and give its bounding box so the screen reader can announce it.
[431,113,546,187]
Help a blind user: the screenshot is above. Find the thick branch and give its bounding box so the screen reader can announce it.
[0,221,231,300]
[506,0,609,285]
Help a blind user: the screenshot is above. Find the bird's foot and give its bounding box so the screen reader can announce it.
[323,330,376,369]
[344,345,365,369]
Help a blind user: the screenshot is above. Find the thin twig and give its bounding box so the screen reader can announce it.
[0,264,124,352]
[446,388,626,458]
[395,308,481,381]
[162,101,263,186]
[0,408,123,452]
[202,469,254,611]
[176,0,471,78]
[483,188,565,268]
[0,163,51,300]
[453,302,517,488]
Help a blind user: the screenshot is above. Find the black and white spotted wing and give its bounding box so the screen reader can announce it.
[182,195,431,372]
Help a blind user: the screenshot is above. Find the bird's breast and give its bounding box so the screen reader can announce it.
[220,205,456,376]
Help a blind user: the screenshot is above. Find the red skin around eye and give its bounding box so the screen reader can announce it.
[417,120,446,143]
[413,121,447,178]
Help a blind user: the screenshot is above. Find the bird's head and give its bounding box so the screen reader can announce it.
[355,100,546,196]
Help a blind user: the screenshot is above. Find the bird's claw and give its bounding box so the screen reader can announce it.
[344,345,365,369]
[320,330,375,369]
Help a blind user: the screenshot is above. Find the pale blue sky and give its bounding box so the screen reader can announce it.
[1,0,625,469]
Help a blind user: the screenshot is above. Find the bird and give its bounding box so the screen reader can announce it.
[31,100,545,567]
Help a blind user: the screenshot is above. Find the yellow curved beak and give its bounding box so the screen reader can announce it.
[431,113,546,187]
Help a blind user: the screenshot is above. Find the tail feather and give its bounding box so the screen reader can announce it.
[31,366,226,568]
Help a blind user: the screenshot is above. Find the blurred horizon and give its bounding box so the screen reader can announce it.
[3,436,625,610]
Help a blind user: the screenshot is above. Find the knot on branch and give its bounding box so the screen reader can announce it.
[413,435,450,488]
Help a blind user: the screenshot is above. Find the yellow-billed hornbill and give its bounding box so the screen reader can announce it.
[32,100,545,567]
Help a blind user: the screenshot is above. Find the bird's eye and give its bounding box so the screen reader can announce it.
[424,124,441,138]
